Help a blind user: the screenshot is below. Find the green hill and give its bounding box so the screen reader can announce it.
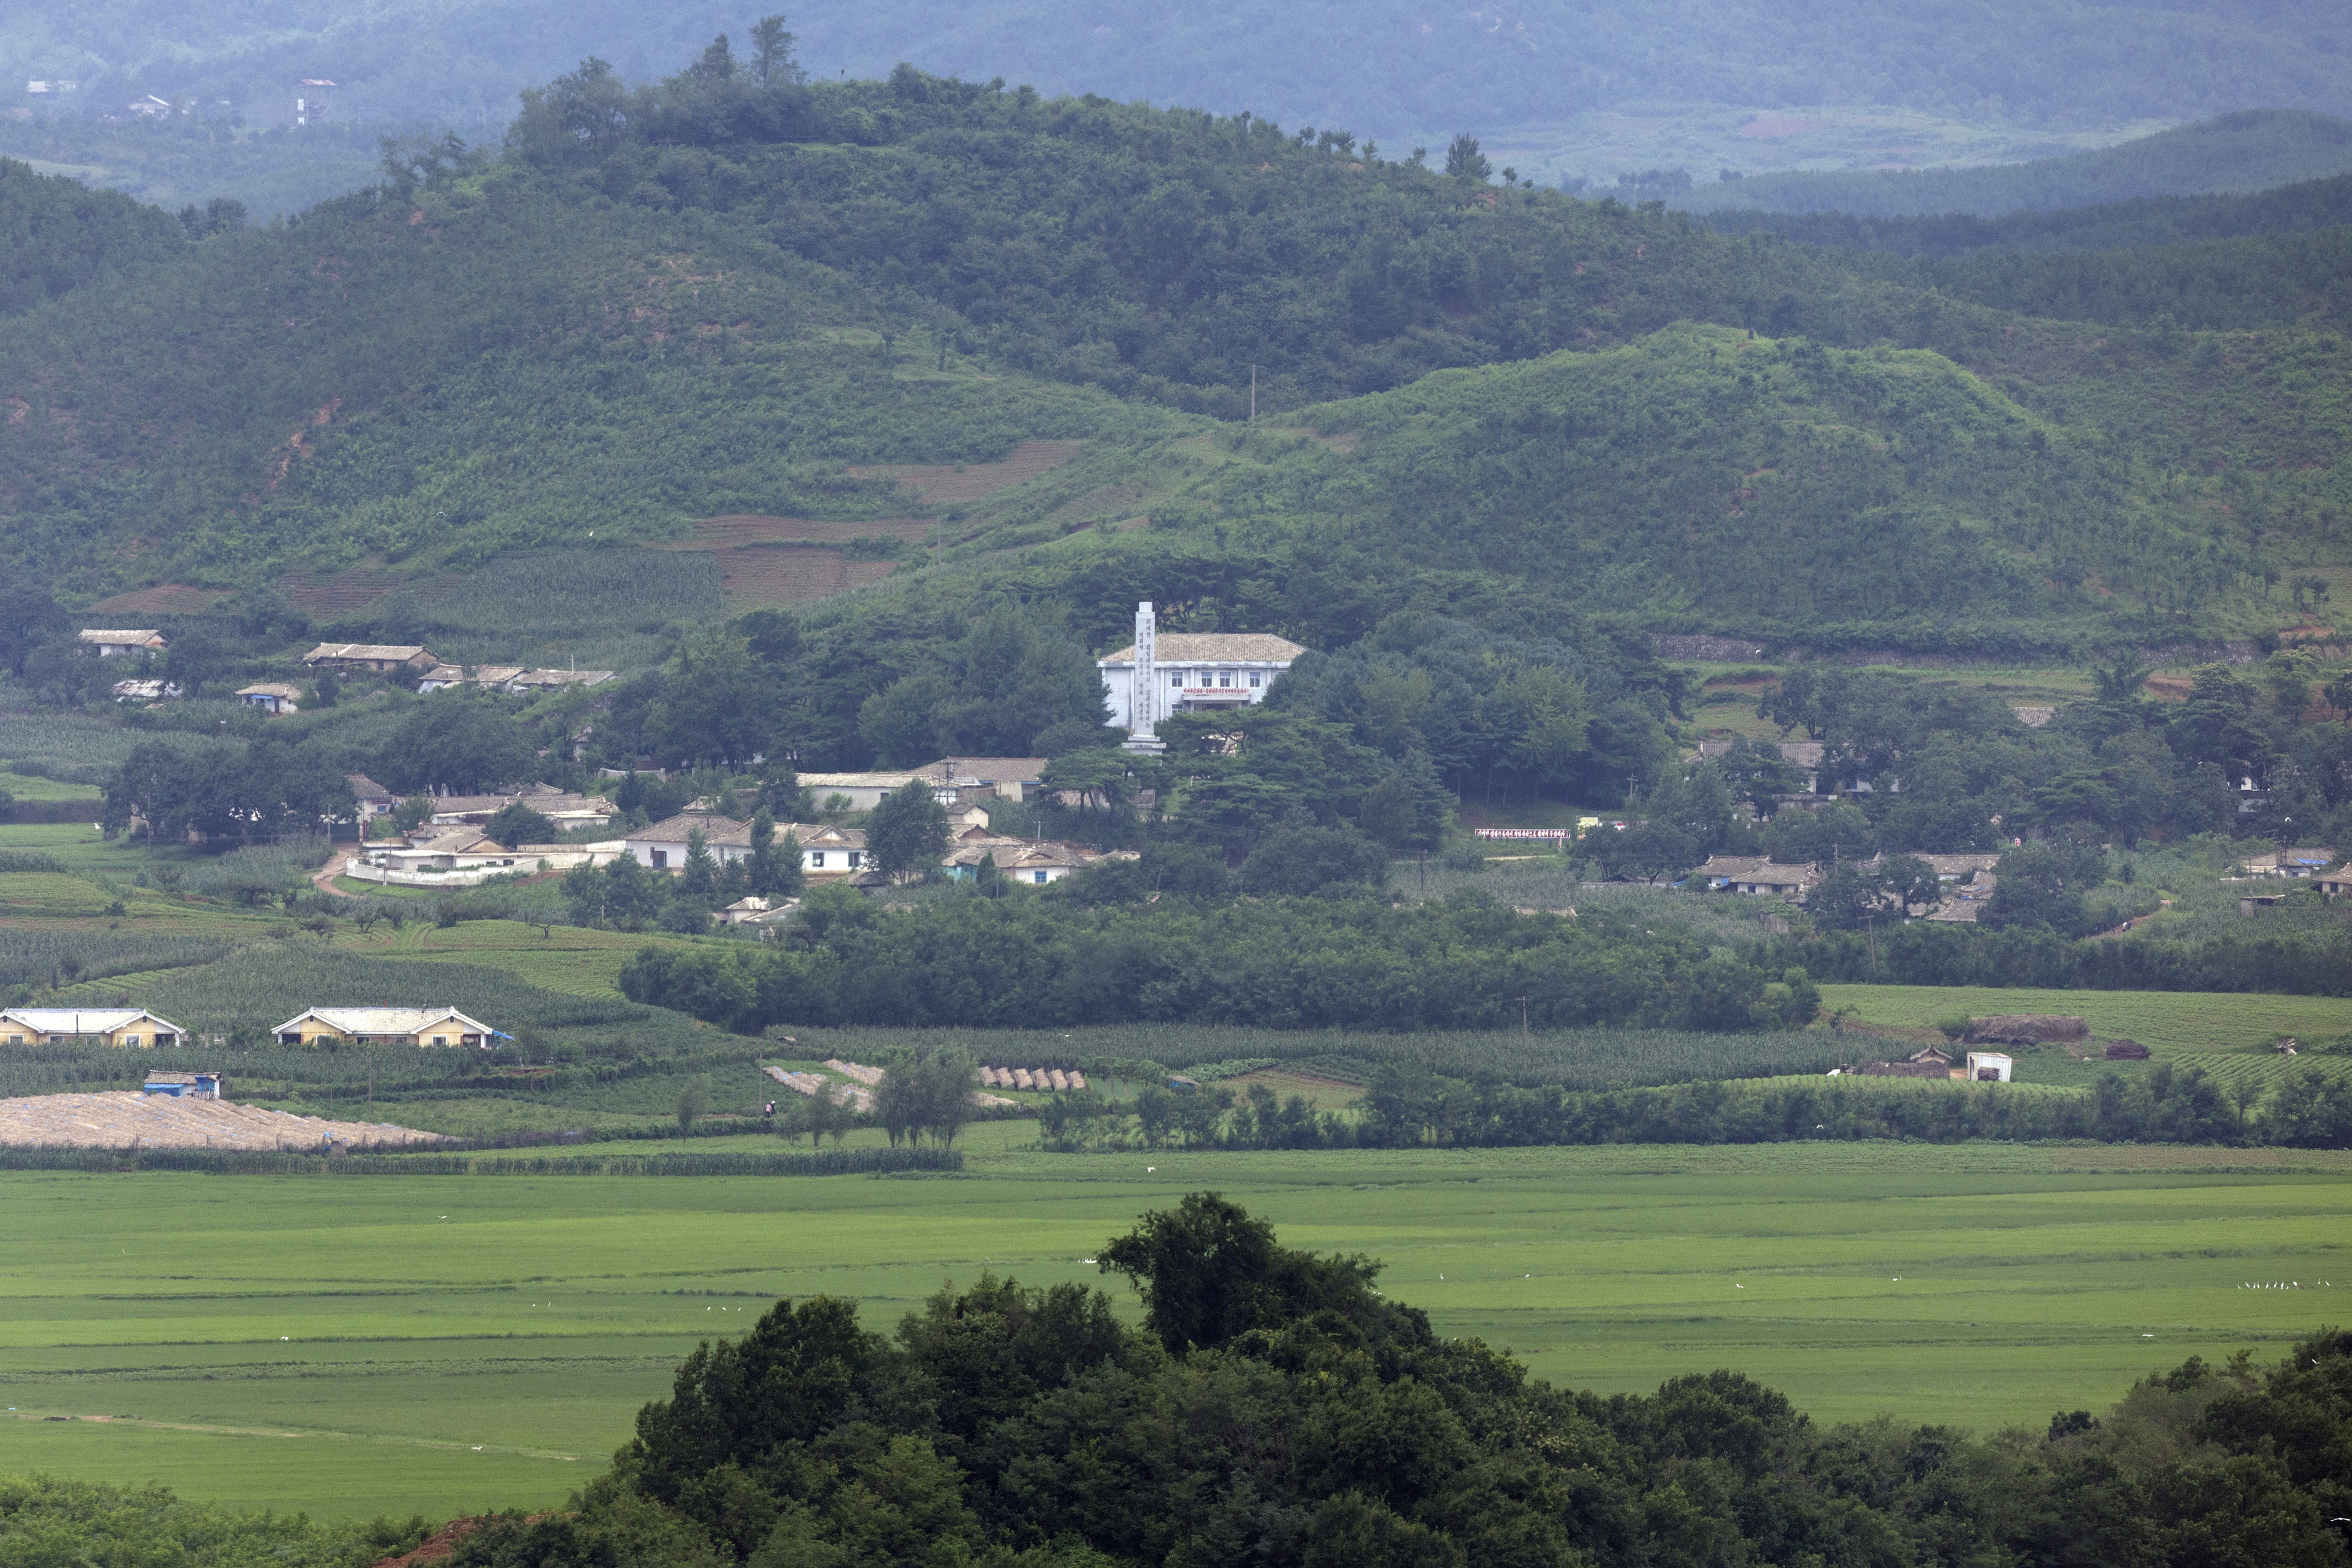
[1,64,2347,659]
[1681,110,2352,217]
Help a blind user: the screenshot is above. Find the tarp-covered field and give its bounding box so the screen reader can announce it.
[0,1134,2344,1523]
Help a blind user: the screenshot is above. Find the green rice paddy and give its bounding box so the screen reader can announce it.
[1,1133,2344,1524]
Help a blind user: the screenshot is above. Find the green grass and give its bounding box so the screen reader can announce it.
[0,1138,2344,1523]
[1,771,104,803]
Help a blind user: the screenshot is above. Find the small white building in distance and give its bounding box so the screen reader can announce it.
[1097,601,1304,751]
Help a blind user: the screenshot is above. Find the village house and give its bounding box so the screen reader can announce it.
[1097,601,1305,750]
[797,825,868,877]
[346,774,398,821]
[797,772,925,811]
[1692,855,1822,899]
[1,1008,186,1047]
[78,628,168,657]
[1926,867,1998,921]
[942,840,1110,885]
[717,895,797,927]
[424,791,617,831]
[111,678,180,703]
[624,812,755,870]
[416,666,616,695]
[302,643,440,677]
[2318,866,2351,899]
[272,1007,499,1047]
[360,830,526,874]
[2244,847,2337,878]
[910,757,1051,804]
[235,681,302,716]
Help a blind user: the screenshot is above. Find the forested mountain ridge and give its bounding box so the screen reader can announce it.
[0,156,187,316]
[1,63,2346,654]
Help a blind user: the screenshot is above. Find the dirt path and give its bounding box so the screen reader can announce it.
[312,846,360,898]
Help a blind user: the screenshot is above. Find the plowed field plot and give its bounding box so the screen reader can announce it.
[276,567,427,616]
[650,516,926,610]
[848,437,1083,502]
[84,584,232,616]
[659,515,934,549]
[693,546,900,611]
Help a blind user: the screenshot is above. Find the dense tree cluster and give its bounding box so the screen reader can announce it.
[446,1196,2352,1567]
[619,890,1822,1033]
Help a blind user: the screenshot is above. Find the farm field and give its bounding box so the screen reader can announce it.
[1821,982,2352,1088]
[0,1138,2344,1523]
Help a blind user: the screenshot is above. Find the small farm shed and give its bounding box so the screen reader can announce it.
[143,1072,223,1099]
[1965,1052,2013,1082]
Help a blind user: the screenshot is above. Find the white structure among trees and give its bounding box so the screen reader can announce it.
[1097,601,1304,750]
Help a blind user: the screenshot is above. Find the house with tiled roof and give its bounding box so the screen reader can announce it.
[1098,601,1306,745]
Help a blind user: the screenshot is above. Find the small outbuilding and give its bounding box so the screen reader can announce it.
[143,1071,223,1099]
[236,681,302,715]
[1964,1051,2013,1083]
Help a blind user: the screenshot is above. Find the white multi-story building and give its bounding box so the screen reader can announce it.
[1096,602,1304,750]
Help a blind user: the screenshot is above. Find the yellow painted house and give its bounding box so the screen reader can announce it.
[271,1007,499,1047]
[0,1008,187,1047]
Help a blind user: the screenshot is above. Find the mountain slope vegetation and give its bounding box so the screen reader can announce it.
[1,62,2347,656]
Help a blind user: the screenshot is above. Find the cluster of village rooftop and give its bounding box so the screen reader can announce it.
[1,1006,501,1049]
[81,632,618,713]
[343,757,1136,907]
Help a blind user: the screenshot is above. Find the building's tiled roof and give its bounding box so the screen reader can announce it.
[1919,852,2002,877]
[1098,632,1307,664]
[427,793,613,818]
[2,1008,183,1034]
[795,824,867,848]
[78,628,166,645]
[346,774,395,802]
[275,1007,493,1036]
[632,813,755,847]
[237,683,303,700]
[912,757,1048,783]
[303,643,436,664]
[799,772,921,789]
[507,668,615,688]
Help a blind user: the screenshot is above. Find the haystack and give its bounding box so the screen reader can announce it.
[1966,1015,2087,1044]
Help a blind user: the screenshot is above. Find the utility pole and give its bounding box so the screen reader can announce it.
[1516,996,1530,1035]
[1249,365,1258,423]
[1419,848,1426,894]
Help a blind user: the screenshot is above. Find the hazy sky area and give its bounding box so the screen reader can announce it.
[7,0,2352,175]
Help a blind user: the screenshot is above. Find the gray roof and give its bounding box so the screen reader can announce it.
[1098,632,1306,664]
[633,812,755,847]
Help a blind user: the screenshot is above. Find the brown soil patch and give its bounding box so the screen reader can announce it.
[86,584,232,617]
[848,439,1084,503]
[1225,1069,1365,1109]
[276,567,422,617]
[673,546,901,613]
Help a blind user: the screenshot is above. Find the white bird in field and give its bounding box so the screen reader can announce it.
[1735,1283,1744,1289]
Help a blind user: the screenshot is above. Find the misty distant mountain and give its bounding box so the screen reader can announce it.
[6,0,2351,155]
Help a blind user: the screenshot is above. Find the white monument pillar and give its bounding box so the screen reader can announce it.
[1123,600,1165,753]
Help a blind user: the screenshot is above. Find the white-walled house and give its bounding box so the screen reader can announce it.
[1097,602,1303,748]
[625,813,755,870]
